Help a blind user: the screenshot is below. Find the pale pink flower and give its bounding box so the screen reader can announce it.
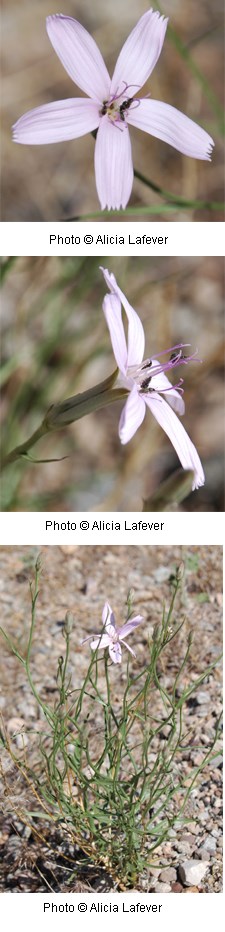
[100,267,205,491]
[82,602,144,664]
[12,11,214,210]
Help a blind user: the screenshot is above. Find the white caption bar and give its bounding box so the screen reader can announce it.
[0,891,222,932]
[1,222,224,256]
[0,512,223,546]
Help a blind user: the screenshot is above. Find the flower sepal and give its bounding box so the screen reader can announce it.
[45,369,128,428]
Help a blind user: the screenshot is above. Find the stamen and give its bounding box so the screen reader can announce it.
[101,83,142,127]
[128,342,201,401]
[141,360,153,371]
[141,376,153,392]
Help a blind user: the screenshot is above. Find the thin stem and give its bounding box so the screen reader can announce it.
[64,197,223,221]
[1,375,127,471]
[2,419,48,469]
[133,169,223,210]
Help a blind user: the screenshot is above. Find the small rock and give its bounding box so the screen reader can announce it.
[211,755,223,768]
[159,868,177,883]
[195,691,210,705]
[178,860,209,886]
[154,882,171,893]
[183,886,200,893]
[199,836,217,854]
[171,882,183,893]
[154,567,170,583]
[148,867,161,879]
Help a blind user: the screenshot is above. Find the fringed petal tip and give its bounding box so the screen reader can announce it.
[205,139,215,161]
[192,471,205,491]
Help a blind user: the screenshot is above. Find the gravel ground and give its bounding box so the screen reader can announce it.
[0,544,222,892]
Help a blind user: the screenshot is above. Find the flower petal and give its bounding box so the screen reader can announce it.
[119,639,136,657]
[90,634,111,649]
[101,268,145,368]
[150,365,185,415]
[102,292,128,376]
[118,616,144,637]
[110,10,168,96]
[102,601,116,629]
[109,642,122,663]
[145,393,205,489]
[161,389,185,415]
[94,117,133,209]
[46,14,111,101]
[128,99,214,159]
[119,386,146,444]
[13,99,100,144]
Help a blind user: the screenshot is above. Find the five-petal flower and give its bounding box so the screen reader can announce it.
[12,11,214,210]
[82,602,144,664]
[100,267,205,491]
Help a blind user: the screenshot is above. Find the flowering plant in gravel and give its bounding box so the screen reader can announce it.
[0,560,222,889]
[12,11,214,211]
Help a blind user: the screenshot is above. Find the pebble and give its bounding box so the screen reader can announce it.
[158,868,177,883]
[212,755,223,768]
[195,691,210,704]
[148,868,161,879]
[178,860,209,886]
[154,882,172,893]
[199,836,217,854]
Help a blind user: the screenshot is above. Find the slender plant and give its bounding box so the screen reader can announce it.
[0,558,222,888]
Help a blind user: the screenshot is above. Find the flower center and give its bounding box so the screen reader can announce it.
[128,345,200,395]
[100,83,140,127]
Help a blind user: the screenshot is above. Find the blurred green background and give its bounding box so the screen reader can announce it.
[1,255,224,511]
[2,0,224,220]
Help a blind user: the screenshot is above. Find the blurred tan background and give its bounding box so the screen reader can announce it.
[2,0,224,220]
[1,255,224,511]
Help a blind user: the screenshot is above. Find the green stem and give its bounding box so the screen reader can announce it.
[65,195,223,221]
[1,371,127,471]
[133,169,222,210]
[2,420,48,469]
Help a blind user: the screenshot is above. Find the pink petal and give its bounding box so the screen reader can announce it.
[90,634,111,650]
[119,386,146,444]
[12,99,100,144]
[118,616,144,637]
[161,389,185,415]
[102,601,115,628]
[109,642,122,663]
[128,99,214,159]
[94,116,133,209]
[46,15,111,101]
[110,10,168,96]
[119,639,136,657]
[101,268,145,368]
[102,292,128,376]
[145,393,205,489]
[150,365,185,415]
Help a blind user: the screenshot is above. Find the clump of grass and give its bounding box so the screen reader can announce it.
[0,559,222,889]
